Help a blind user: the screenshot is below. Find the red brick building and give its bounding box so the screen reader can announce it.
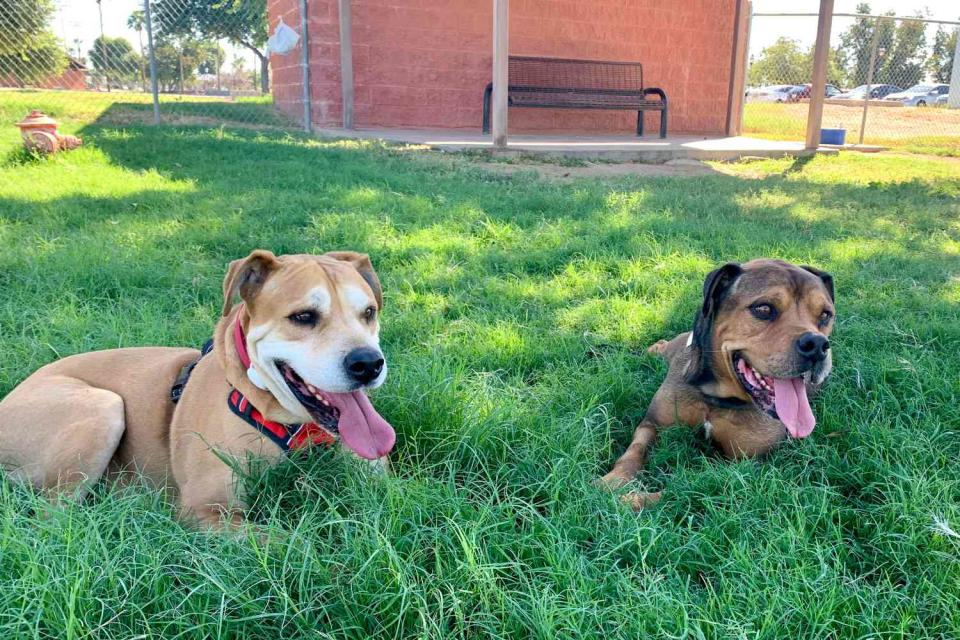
[267,0,747,136]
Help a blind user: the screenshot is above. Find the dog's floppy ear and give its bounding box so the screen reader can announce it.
[687,262,743,384]
[801,265,834,302]
[221,250,280,316]
[325,251,383,309]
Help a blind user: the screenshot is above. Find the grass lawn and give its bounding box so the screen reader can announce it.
[1,96,960,638]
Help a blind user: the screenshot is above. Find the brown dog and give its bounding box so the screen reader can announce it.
[600,259,835,509]
[0,250,395,530]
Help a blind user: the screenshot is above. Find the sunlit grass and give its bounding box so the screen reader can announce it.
[0,112,959,638]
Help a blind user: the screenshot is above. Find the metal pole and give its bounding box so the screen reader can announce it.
[97,0,110,91]
[948,27,960,109]
[144,0,161,124]
[491,0,509,149]
[739,1,753,135]
[804,0,834,149]
[858,18,882,145]
[338,0,354,129]
[299,0,312,132]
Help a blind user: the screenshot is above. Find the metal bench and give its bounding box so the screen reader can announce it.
[482,56,668,138]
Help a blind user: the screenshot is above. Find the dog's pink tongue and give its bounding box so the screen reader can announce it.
[773,377,816,439]
[324,391,396,459]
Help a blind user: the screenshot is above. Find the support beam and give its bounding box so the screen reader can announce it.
[338,0,354,129]
[805,0,834,150]
[949,27,960,109]
[300,0,312,132]
[491,0,509,149]
[725,0,750,136]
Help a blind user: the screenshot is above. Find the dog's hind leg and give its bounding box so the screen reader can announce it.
[0,375,126,502]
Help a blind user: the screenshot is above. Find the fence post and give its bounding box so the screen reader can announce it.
[144,0,161,124]
[491,0,509,149]
[804,0,834,149]
[338,0,354,129]
[740,1,753,135]
[948,27,960,109]
[299,0,312,132]
[858,17,882,145]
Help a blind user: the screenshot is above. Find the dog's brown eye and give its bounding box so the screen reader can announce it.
[289,310,318,327]
[750,303,777,321]
[819,310,833,326]
[363,306,376,322]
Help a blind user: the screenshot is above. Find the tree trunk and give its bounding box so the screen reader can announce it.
[238,41,269,95]
[258,52,269,94]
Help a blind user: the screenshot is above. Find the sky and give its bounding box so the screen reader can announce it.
[750,0,960,56]
[52,0,256,69]
[51,0,960,71]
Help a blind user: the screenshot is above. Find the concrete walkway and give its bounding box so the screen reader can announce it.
[315,127,825,162]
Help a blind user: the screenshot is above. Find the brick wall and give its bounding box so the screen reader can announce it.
[269,0,737,135]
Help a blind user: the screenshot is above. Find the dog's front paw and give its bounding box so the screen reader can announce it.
[620,490,662,512]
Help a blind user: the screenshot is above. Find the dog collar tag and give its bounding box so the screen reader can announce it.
[247,366,269,390]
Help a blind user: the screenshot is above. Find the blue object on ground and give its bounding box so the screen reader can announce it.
[820,128,846,145]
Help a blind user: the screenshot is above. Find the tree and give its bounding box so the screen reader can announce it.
[0,0,68,85]
[127,10,147,91]
[927,26,958,84]
[837,5,896,86]
[153,35,221,93]
[747,37,843,88]
[152,0,269,94]
[837,5,930,89]
[878,16,926,87]
[748,37,807,85]
[88,36,141,87]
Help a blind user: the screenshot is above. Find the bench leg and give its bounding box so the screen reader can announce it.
[659,108,667,139]
[636,111,644,137]
[482,83,493,134]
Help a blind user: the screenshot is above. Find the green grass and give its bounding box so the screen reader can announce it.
[1,96,960,639]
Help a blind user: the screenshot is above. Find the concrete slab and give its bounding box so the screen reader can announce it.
[314,127,831,162]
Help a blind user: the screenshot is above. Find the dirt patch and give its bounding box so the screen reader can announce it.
[469,157,723,180]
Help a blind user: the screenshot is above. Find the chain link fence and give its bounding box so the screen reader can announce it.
[744,11,960,155]
[1,0,309,149]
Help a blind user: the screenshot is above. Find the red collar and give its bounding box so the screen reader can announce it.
[228,304,336,453]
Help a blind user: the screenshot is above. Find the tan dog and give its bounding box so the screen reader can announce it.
[600,259,835,509]
[0,250,395,529]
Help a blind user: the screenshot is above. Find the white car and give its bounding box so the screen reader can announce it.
[745,85,799,103]
[884,84,950,107]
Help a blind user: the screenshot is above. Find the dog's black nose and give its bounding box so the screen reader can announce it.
[795,332,830,362]
[344,347,384,385]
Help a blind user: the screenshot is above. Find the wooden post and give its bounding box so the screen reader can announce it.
[491,0,509,148]
[338,0,354,129]
[805,0,834,149]
[725,0,750,136]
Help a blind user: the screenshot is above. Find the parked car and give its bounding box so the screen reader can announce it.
[834,84,901,100]
[934,93,952,107]
[745,85,801,103]
[883,83,950,107]
[789,83,843,101]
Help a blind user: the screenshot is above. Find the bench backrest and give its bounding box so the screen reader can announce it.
[508,56,644,93]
